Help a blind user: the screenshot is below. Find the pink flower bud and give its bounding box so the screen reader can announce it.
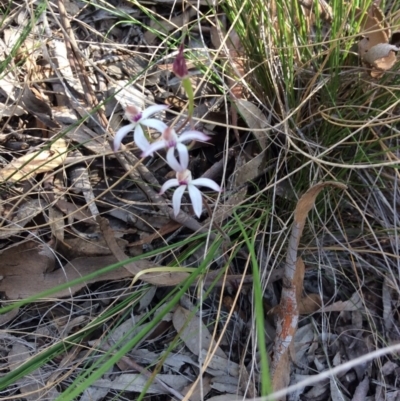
[172,44,188,79]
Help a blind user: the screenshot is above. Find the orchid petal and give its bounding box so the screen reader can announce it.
[178,130,210,143]
[176,143,189,171]
[140,118,169,133]
[141,140,167,157]
[172,185,186,216]
[141,104,168,120]
[113,123,135,151]
[191,178,221,192]
[134,125,150,152]
[166,148,184,172]
[160,178,180,194]
[188,184,203,218]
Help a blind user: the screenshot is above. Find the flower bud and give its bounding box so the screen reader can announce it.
[172,44,189,79]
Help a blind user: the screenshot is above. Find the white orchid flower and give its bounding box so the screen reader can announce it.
[160,168,221,218]
[141,126,210,171]
[113,104,168,152]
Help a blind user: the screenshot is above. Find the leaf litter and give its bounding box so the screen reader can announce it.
[0,0,400,400]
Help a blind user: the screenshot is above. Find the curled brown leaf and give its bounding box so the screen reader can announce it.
[355,4,399,78]
[363,43,398,78]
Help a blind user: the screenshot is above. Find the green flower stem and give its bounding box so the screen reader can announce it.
[182,77,194,121]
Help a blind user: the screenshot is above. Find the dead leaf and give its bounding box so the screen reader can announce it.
[224,29,245,99]
[172,305,227,359]
[199,348,239,377]
[209,152,248,224]
[0,69,19,106]
[80,387,109,401]
[205,396,241,401]
[144,9,197,45]
[321,291,363,312]
[59,121,109,154]
[20,86,60,129]
[0,138,68,182]
[362,43,398,77]
[21,86,53,118]
[356,5,399,77]
[92,373,190,394]
[234,152,267,186]
[8,343,60,400]
[235,99,270,150]
[109,314,148,349]
[0,102,25,117]
[294,323,314,363]
[54,198,95,224]
[69,165,99,218]
[181,376,212,401]
[294,182,347,226]
[352,375,369,401]
[211,374,242,394]
[370,4,389,37]
[0,38,26,117]
[0,307,19,326]
[338,331,370,381]
[49,38,84,100]
[57,315,88,337]
[63,236,127,258]
[239,361,257,398]
[299,293,322,314]
[128,348,193,371]
[111,81,147,111]
[49,205,65,243]
[61,0,80,16]
[0,241,133,299]
[0,198,44,239]
[381,361,398,376]
[356,4,389,49]
[99,216,190,286]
